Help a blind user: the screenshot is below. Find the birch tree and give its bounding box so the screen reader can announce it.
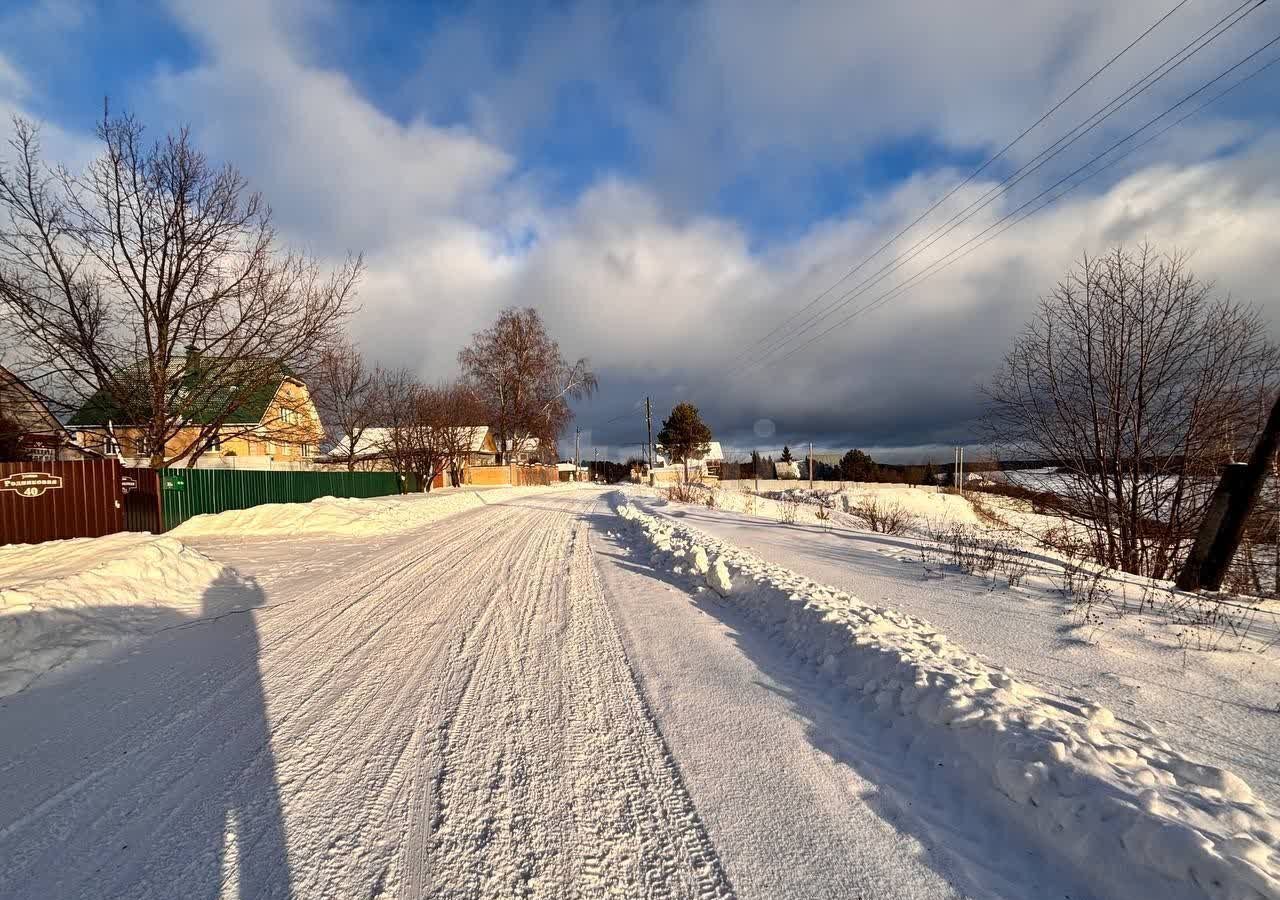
[458,307,597,463]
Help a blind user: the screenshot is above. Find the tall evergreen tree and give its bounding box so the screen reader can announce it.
[839,448,878,481]
[656,402,713,483]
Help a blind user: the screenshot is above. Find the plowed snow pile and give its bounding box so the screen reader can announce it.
[172,484,579,537]
[615,498,1280,900]
[0,534,230,697]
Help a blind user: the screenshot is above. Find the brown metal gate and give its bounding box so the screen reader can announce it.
[122,468,163,534]
[0,459,126,545]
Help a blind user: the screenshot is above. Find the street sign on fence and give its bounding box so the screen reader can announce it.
[0,472,63,498]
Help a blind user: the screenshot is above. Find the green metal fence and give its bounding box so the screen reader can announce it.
[158,468,418,530]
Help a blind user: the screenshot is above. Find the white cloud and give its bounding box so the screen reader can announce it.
[150,0,515,255]
[2,0,1277,455]
[0,52,29,100]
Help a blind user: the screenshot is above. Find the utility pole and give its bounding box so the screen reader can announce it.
[954,447,959,491]
[959,447,965,495]
[645,396,654,486]
[754,449,759,493]
[1177,392,1280,592]
[574,427,580,481]
[809,440,814,491]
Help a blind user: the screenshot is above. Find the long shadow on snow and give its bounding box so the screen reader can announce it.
[585,508,1100,900]
[0,569,291,899]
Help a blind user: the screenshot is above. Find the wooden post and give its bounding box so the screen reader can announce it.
[1177,391,1280,592]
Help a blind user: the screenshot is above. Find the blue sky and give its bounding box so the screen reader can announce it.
[3,0,1279,460]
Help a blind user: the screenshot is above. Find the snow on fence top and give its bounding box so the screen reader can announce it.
[614,498,1280,900]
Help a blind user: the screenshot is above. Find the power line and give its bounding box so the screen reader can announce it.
[755,35,1280,369]
[732,0,1267,374]
[724,0,1196,369]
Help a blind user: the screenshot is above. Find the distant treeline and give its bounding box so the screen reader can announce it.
[584,452,1064,485]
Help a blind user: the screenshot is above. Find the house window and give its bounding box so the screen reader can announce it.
[266,440,275,455]
[280,408,296,425]
[301,443,312,457]
[208,431,222,452]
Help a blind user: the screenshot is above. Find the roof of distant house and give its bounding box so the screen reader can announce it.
[654,440,723,465]
[327,425,494,458]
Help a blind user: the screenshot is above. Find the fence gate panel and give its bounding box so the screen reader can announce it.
[122,469,163,534]
[0,459,125,545]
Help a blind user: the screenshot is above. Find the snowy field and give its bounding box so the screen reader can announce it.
[2,481,1278,898]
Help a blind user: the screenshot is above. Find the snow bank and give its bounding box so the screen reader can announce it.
[0,534,231,697]
[614,499,1280,900]
[172,483,582,538]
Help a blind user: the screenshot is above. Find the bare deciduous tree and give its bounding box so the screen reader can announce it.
[983,245,1279,578]
[436,383,487,488]
[458,307,596,463]
[0,113,362,467]
[373,372,472,492]
[311,340,379,471]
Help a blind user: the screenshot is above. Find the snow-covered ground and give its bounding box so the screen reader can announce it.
[686,480,981,528]
[0,485,586,699]
[0,489,740,899]
[641,488,1280,796]
[3,480,1278,898]
[0,533,235,698]
[171,481,586,537]
[614,494,1280,899]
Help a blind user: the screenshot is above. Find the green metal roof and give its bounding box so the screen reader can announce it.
[68,362,295,428]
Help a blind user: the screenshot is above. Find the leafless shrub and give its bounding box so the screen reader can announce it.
[704,489,718,509]
[849,497,912,535]
[923,518,1031,589]
[814,493,834,523]
[1001,553,1032,588]
[666,482,698,503]
[779,499,800,525]
[966,492,1008,530]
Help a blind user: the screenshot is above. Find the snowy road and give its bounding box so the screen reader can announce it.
[2,488,1100,899]
[0,490,734,899]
